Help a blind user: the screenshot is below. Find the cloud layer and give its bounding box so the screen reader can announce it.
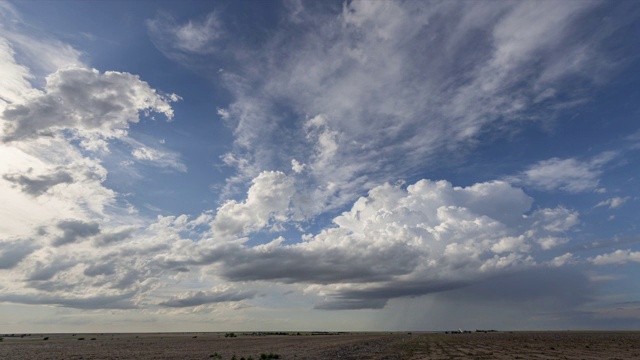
[0,0,639,331]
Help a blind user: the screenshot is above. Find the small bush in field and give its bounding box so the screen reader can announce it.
[260,353,280,359]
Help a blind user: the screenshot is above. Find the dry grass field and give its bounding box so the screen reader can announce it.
[1,331,639,359]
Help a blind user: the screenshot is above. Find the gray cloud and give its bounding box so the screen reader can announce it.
[372,267,598,330]
[158,288,256,308]
[53,219,100,246]
[93,227,136,247]
[83,261,116,277]
[0,292,137,310]
[315,280,469,310]
[0,239,35,269]
[316,267,592,311]
[441,267,592,308]
[216,243,419,285]
[3,170,74,196]
[314,298,387,311]
[27,260,73,281]
[1,67,177,142]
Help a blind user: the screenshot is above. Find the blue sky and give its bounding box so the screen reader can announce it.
[1,0,640,332]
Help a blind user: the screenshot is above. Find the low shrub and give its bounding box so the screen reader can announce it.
[260,353,280,359]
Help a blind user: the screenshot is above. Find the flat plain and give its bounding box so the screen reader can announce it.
[1,331,639,359]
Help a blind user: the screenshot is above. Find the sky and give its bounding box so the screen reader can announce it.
[1,0,640,333]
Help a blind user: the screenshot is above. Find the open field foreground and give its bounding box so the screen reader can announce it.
[1,331,639,360]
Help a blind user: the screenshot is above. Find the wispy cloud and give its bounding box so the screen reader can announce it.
[148,0,623,216]
[147,11,223,67]
[507,152,617,193]
[595,196,631,209]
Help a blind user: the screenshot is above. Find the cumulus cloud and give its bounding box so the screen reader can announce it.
[591,249,640,265]
[210,171,295,237]
[548,253,576,267]
[158,178,580,309]
[536,236,570,250]
[507,152,618,193]
[1,67,178,142]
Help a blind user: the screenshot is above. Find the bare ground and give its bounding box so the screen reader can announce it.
[1,331,639,359]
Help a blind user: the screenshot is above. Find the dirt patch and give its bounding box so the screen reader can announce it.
[1,331,639,359]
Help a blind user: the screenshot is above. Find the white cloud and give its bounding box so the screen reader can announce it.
[529,207,579,233]
[131,145,187,172]
[305,115,340,168]
[291,159,305,173]
[146,11,223,66]
[548,253,576,267]
[508,152,617,193]
[536,236,569,250]
[595,196,630,209]
[591,249,640,265]
[210,171,296,238]
[0,136,118,237]
[491,236,530,254]
[0,38,40,108]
